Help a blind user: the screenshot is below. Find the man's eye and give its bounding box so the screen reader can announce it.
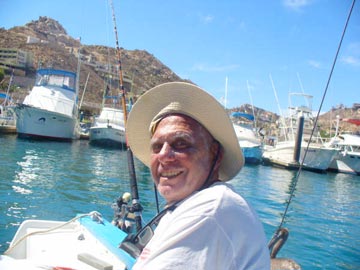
[172,140,189,150]
[151,143,162,153]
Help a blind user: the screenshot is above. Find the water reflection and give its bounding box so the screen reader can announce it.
[1,136,359,269]
[13,150,40,194]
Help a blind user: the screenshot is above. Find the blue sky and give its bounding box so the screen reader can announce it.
[1,0,359,114]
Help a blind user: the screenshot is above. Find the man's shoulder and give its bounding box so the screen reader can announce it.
[175,182,248,217]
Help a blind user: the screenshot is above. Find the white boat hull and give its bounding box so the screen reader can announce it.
[0,213,135,270]
[14,69,80,141]
[89,107,126,147]
[326,134,360,175]
[15,105,80,140]
[262,141,338,172]
[328,151,360,175]
[233,123,263,164]
[89,125,126,146]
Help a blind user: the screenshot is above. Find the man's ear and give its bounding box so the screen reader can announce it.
[211,142,223,170]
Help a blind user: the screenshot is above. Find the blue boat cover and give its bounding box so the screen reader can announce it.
[0,93,12,100]
[230,112,255,121]
[37,68,76,78]
[80,215,136,269]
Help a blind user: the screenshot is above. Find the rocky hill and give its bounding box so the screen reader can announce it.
[0,16,190,110]
[0,16,359,134]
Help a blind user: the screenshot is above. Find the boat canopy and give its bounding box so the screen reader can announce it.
[231,112,255,121]
[23,69,78,117]
[35,69,77,92]
[97,107,125,126]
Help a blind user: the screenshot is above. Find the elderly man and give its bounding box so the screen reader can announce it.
[126,82,270,269]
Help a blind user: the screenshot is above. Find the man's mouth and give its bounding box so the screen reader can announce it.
[160,170,182,178]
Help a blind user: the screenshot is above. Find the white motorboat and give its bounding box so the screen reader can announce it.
[0,194,300,270]
[0,211,136,270]
[326,133,360,175]
[14,69,81,141]
[262,93,338,172]
[263,140,337,172]
[89,75,133,147]
[232,112,263,164]
[326,117,360,175]
[89,107,126,146]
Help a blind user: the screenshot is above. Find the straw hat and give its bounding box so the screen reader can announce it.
[126,82,244,181]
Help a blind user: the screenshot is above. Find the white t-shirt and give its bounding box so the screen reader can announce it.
[132,182,270,270]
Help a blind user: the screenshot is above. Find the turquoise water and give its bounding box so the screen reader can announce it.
[0,134,359,269]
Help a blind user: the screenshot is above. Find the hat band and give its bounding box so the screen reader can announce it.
[149,102,192,136]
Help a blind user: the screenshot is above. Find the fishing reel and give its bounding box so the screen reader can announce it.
[112,192,136,233]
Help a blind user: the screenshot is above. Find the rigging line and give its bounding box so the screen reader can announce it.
[276,0,357,231]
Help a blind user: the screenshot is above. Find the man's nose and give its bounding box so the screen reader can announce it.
[158,142,175,161]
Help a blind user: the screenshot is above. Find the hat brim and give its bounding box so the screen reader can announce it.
[126,82,244,181]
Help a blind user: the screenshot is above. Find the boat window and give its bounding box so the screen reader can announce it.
[36,73,76,91]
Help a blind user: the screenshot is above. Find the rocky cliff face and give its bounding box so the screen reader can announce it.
[26,16,68,36]
[0,16,190,109]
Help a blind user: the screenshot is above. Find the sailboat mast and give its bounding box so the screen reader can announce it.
[246,80,257,130]
[269,74,288,141]
[75,42,82,118]
[79,72,90,111]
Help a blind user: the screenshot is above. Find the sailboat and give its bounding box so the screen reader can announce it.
[231,81,264,164]
[14,68,81,140]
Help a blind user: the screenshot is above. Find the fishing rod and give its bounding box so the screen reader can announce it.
[270,0,357,245]
[110,0,142,232]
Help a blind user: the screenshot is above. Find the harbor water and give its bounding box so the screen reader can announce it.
[0,134,359,269]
